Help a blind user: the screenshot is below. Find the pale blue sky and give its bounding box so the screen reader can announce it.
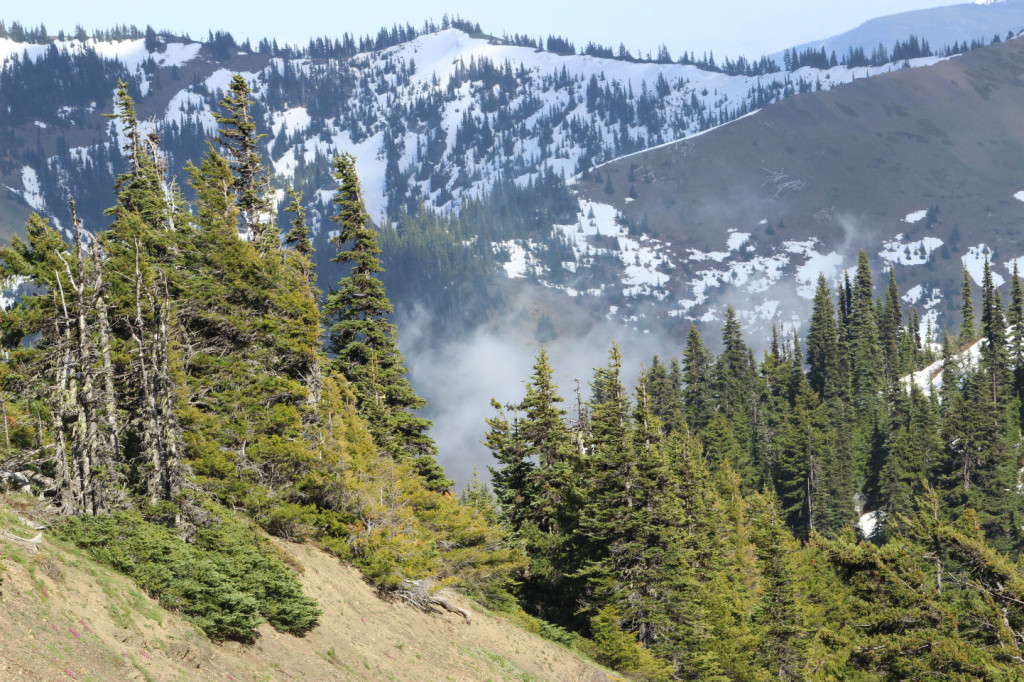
[9,1,968,59]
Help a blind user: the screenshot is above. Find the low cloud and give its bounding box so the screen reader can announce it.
[399,302,676,490]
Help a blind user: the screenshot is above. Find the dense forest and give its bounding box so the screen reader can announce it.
[482,250,1024,677]
[2,71,1024,679]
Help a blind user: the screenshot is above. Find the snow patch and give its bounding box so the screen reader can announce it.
[902,209,928,224]
[205,69,261,95]
[1013,191,1024,203]
[154,42,202,68]
[272,108,312,138]
[727,231,750,251]
[962,244,1004,287]
[1004,256,1024,277]
[859,510,886,539]
[785,239,844,299]
[902,284,924,305]
[19,166,45,213]
[879,234,943,266]
[548,198,672,299]
[499,240,532,278]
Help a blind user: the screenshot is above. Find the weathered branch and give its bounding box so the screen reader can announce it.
[400,580,472,625]
[0,530,42,553]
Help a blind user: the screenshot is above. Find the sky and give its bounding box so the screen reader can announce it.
[8,1,971,60]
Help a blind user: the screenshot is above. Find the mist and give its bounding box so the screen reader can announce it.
[399,304,679,491]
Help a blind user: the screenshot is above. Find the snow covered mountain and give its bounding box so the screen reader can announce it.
[1,13,1023,346]
[778,0,1024,62]
[0,27,951,230]
[562,33,1024,342]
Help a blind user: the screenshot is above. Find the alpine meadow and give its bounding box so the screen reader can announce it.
[3,5,1024,680]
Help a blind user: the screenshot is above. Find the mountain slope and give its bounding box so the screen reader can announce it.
[573,35,1024,336]
[0,500,612,681]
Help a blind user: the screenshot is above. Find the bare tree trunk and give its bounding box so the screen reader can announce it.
[153,276,182,502]
[50,285,78,514]
[133,243,163,506]
[63,203,108,515]
[305,357,323,415]
[1,388,9,451]
[93,254,120,459]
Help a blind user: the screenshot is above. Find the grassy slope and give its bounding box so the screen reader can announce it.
[0,499,614,682]
[579,37,1024,320]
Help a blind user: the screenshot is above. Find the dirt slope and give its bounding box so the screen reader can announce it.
[0,510,613,681]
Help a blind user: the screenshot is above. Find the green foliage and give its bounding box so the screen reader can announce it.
[813,490,1024,677]
[324,152,450,491]
[55,509,320,642]
[1,78,521,650]
[590,606,672,681]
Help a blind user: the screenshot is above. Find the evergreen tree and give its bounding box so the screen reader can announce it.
[748,490,805,678]
[806,274,841,402]
[774,359,833,537]
[646,355,685,435]
[880,268,903,383]
[323,153,449,490]
[283,184,313,257]
[709,307,757,489]
[815,491,1024,676]
[979,256,1011,405]
[877,383,941,527]
[1008,260,1024,430]
[214,74,276,249]
[682,323,714,432]
[518,348,580,536]
[959,267,975,344]
[848,250,884,417]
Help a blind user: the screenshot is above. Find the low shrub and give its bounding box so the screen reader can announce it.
[56,508,320,642]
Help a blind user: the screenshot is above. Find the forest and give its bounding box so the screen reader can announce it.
[1,73,1024,680]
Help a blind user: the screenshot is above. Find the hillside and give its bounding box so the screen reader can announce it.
[0,496,612,681]
[573,34,1024,336]
[1,19,1023,349]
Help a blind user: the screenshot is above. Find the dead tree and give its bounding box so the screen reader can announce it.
[400,580,472,625]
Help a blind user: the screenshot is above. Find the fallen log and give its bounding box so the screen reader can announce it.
[0,530,42,553]
[427,594,472,625]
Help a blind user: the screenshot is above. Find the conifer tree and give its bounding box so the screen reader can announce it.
[806,274,841,402]
[283,185,313,257]
[323,152,449,490]
[682,323,713,431]
[484,400,534,533]
[848,250,884,417]
[1008,260,1024,429]
[215,74,276,249]
[709,307,757,488]
[877,383,942,528]
[880,268,903,383]
[517,349,580,536]
[582,367,724,678]
[979,256,1011,404]
[959,267,975,344]
[774,358,833,536]
[646,355,685,435]
[748,490,805,677]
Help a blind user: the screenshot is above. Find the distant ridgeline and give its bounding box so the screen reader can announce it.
[0,18,1016,338]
